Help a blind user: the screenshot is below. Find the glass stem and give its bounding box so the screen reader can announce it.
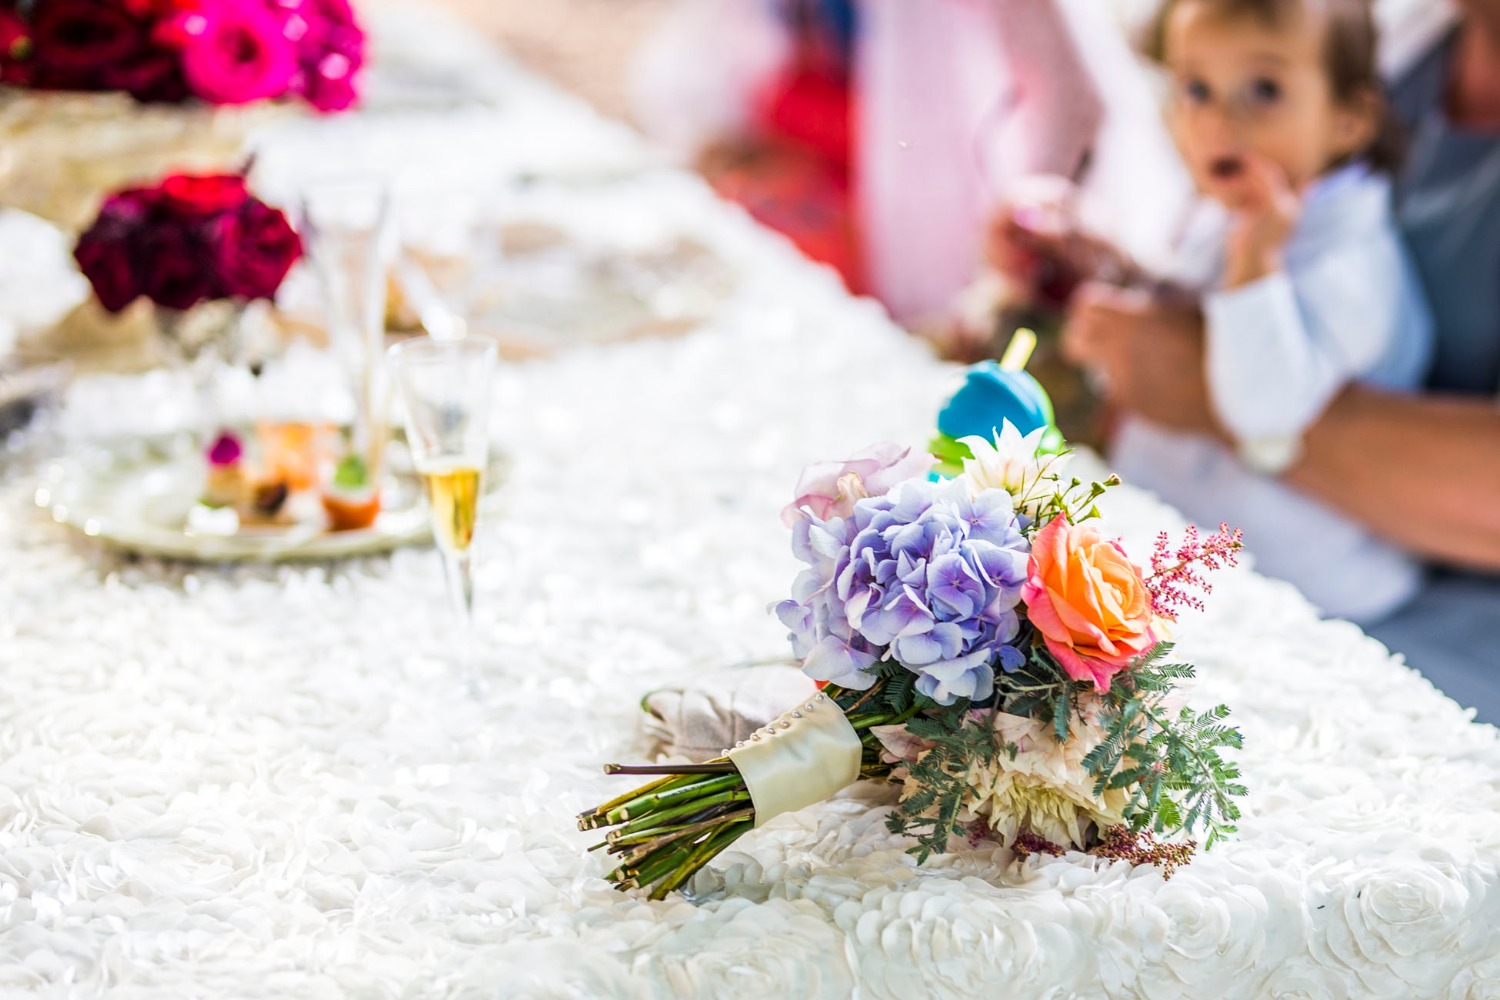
[442,546,485,698]
[190,347,223,458]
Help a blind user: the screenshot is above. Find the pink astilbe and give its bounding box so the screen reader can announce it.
[1146,522,1244,620]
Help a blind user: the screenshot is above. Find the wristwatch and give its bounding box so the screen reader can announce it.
[1237,434,1304,477]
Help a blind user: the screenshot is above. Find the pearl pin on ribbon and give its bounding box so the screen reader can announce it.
[724,693,863,828]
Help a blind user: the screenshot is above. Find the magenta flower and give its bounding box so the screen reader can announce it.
[172,0,296,105]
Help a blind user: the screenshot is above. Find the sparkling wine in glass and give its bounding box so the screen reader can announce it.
[387,336,497,694]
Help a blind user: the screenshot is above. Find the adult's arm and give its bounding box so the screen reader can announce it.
[1287,386,1500,570]
[1065,283,1500,570]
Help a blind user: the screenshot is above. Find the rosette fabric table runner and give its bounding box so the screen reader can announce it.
[3,8,1500,998]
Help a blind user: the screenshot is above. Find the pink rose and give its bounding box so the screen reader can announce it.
[782,443,935,525]
[1021,516,1161,692]
[172,0,295,105]
[298,52,358,111]
[286,0,364,111]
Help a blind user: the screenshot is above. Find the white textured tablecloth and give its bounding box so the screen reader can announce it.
[4,8,1500,998]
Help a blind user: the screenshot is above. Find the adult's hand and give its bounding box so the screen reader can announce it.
[1061,282,1218,435]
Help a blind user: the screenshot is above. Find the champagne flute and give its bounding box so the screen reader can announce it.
[387,336,497,695]
[299,176,397,483]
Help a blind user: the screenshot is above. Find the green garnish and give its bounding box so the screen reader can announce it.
[332,454,369,490]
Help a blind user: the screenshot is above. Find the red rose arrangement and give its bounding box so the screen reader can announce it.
[74,172,302,312]
[0,0,363,111]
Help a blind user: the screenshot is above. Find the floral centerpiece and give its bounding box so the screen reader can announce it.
[0,0,364,110]
[73,170,388,533]
[580,422,1246,899]
[0,0,365,228]
[74,171,300,328]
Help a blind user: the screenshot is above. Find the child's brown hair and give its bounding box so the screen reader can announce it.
[1145,0,1404,172]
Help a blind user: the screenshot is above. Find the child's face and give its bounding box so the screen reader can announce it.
[1163,2,1376,207]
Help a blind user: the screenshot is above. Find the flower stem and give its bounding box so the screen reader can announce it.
[583,677,908,896]
[604,761,738,775]
[609,774,743,825]
[649,819,754,900]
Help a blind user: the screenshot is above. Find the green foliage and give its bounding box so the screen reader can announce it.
[1078,644,1245,847]
[870,641,1246,865]
[1001,646,1072,722]
[1024,475,1120,536]
[884,713,1009,863]
[879,668,919,715]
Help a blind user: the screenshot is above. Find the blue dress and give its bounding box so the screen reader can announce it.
[1363,30,1500,722]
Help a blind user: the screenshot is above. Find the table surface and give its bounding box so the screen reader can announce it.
[4,8,1500,999]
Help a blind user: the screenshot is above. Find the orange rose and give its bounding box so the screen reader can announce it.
[1021,516,1161,691]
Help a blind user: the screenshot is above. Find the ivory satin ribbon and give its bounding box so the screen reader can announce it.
[726,693,863,827]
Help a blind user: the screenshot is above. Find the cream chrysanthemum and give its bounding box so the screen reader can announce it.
[894,708,1129,851]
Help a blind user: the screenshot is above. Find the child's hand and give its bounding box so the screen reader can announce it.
[986,177,1075,283]
[1223,155,1302,288]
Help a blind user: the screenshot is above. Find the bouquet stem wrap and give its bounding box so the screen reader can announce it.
[727,692,862,828]
[580,683,913,898]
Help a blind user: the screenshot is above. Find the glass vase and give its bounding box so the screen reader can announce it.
[154,300,248,456]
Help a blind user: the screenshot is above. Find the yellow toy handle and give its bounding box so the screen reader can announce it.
[998,327,1037,372]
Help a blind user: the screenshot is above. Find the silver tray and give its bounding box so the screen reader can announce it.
[35,441,509,563]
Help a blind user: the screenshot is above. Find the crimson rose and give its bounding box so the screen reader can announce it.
[0,8,31,85]
[74,173,302,313]
[73,232,141,313]
[161,173,249,215]
[212,199,302,299]
[28,0,145,90]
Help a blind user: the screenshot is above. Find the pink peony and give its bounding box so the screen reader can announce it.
[781,443,935,525]
[1021,516,1161,692]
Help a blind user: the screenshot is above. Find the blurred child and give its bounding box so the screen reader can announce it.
[1111,0,1433,623]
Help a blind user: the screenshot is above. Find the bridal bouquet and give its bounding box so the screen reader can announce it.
[0,0,364,110]
[581,425,1246,898]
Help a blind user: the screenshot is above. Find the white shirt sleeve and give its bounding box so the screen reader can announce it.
[1203,242,1423,440]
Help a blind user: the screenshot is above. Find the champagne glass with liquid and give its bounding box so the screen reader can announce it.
[387,336,497,694]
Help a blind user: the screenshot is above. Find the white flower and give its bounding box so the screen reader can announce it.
[968,711,1127,850]
[957,422,1072,514]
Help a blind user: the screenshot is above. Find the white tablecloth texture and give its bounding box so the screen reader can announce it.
[3,7,1500,998]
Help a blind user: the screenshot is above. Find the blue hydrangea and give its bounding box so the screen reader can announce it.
[775,477,1030,705]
